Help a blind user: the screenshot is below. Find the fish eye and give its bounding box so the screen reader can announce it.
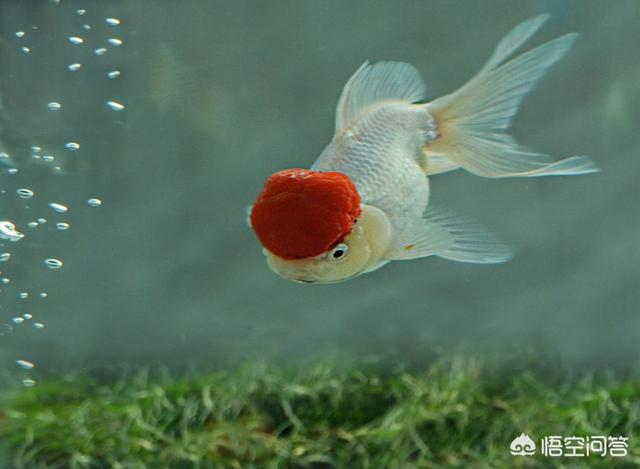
[328,243,348,261]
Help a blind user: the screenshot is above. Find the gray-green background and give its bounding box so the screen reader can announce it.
[1,0,638,374]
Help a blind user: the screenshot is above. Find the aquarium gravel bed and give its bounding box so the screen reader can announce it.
[1,355,639,468]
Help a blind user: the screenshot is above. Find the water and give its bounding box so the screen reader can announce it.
[0,0,638,382]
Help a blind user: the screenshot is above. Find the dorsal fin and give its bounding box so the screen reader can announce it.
[335,61,426,132]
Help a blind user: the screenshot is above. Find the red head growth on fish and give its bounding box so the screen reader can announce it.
[250,169,362,259]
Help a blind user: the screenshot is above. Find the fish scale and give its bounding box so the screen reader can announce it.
[313,102,431,222]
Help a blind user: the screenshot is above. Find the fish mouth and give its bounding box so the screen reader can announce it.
[293,278,316,284]
[292,273,360,284]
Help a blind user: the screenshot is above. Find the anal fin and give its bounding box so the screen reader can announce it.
[422,149,461,176]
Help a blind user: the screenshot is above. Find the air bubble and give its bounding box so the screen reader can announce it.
[0,221,24,242]
[94,47,107,56]
[105,18,121,26]
[44,258,63,269]
[34,323,45,329]
[17,188,34,199]
[0,253,10,262]
[17,360,35,370]
[0,324,13,335]
[22,379,36,387]
[68,63,82,71]
[2,278,10,284]
[12,317,24,324]
[108,38,123,46]
[23,313,32,320]
[56,222,70,230]
[43,155,55,162]
[48,102,62,110]
[83,24,91,31]
[21,47,31,54]
[40,292,48,298]
[49,202,68,213]
[107,70,120,79]
[15,31,25,38]
[37,218,47,224]
[106,101,124,111]
[65,142,80,151]
[77,9,86,15]
[69,36,84,45]
[19,292,29,299]
[27,221,39,228]
[7,168,18,174]
[87,198,102,206]
[31,146,41,152]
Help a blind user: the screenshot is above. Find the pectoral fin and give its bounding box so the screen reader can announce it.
[386,208,513,264]
[385,217,450,260]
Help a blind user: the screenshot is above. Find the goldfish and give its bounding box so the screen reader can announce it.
[249,15,598,284]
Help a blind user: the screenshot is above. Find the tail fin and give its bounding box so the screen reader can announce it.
[424,14,598,178]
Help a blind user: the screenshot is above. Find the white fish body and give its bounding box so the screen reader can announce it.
[258,15,598,283]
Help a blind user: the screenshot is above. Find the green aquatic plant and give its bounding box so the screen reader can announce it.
[0,354,639,468]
